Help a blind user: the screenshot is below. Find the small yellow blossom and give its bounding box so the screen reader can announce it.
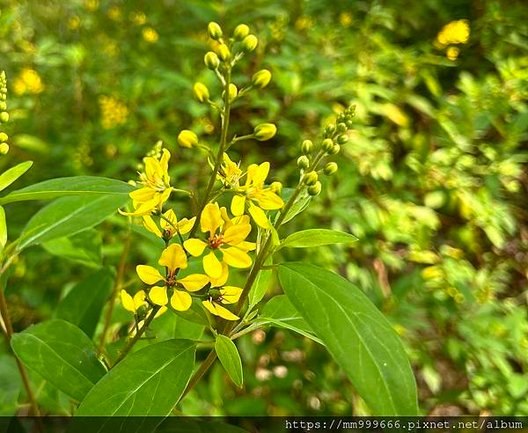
[142,209,195,240]
[13,68,44,95]
[130,11,147,26]
[99,96,128,129]
[184,202,255,279]
[339,12,353,27]
[446,46,460,61]
[203,286,242,321]
[84,0,98,11]
[142,27,159,43]
[107,6,122,21]
[436,19,470,46]
[217,153,243,188]
[68,16,81,30]
[120,289,147,314]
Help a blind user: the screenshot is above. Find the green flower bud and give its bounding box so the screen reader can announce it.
[242,34,258,52]
[301,139,313,154]
[337,122,347,133]
[178,130,198,148]
[322,138,334,152]
[0,102,6,111]
[0,94,5,101]
[193,82,210,103]
[336,134,349,145]
[0,143,9,155]
[308,181,322,196]
[253,123,277,141]
[0,112,9,123]
[216,44,230,62]
[233,24,250,40]
[204,51,220,70]
[252,69,271,89]
[346,120,354,128]
[297,155,310,169]
[270,181,282,193]
[303,171,318,186]
[328,144,341,155]
[228,83,238,101]
[325,124,336,136]
[207,22,223,40]
[323,162,338,175]
[0,132,7,142]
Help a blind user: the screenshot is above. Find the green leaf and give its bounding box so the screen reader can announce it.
[0,354,22,415]
[0,206,6,250]
[76,340,196,416]
[248,263,273,311]
[280,229,358,249]
[42,229,103,267]
[259,295,322,345]
[0,176,132,205]
[280,189,311,225]
[56,268,114,339]
[278,263,418,415]
[215,334,243,387]
[0,161,33,193]
[11,320,106,402]
[17,194,129,251]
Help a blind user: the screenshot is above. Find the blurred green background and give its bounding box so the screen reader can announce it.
[1,0,527,416]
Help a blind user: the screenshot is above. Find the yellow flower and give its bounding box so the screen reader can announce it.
[203,286,242,321]
[13,68,44,95]
[446,46,460,61]
[136,244,209,312]
[184,202,255,279]
[436,19,470,46]
[217,153,243,188]
[120,289,147,313]
[121,148,173,216]
[142,209,195,240]
[142,27,159,43]
[99,95,128,129]
[231,162,284,228]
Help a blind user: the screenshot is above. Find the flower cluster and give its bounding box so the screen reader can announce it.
[435,19,470,61]
[0,72,9,155]
[98,95,128,129]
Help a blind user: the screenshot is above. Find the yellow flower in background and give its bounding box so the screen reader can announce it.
[142,27,159,43]
[436,19,470,46]
[68,16,81,30]
[231,162,284,228]
[99,95,128,129]
[107,6,122,21]
[131,11,147,26]
[84,0,98,11]
[136,244,209,312]
[339,12,353,27]
[143,209,195,240]
[203,286,242,321]
[446,46,460,61]
[184,202,255,279]
[13,68,44,95]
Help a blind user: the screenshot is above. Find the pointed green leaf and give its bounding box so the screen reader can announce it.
[278,263,418,416]
[0,161,33,193]
[10,320,106,402]
[42,229,103,267]
[76,340,196,416]
[280,229,357,249]
[280,189,311,225]
[17,194,129,251]
[56,268,114,338]
[248,262,273,310]
[0,176,132,205]
[0,354,22,415]
[215,334,243,387]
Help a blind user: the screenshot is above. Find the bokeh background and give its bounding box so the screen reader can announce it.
[1,0,527,416]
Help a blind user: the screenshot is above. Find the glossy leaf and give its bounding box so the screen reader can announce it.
[76,340,195,416]
[278,263,418,415]
[0,175,132,205]
[11,320,106,402]
[280,189,311,225]
[248,260,273,311]
[17,194,129,251]
[0,354,22,416]
[42,229,103,267]
[215,334,243,387]
[279,229,358,249]
[0,161,33,193]
[0,206,6,250]
[56,268,114,338]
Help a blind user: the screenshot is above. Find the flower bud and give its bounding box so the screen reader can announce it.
[193,82,210,103]
[322,138,334,152]
[297,155,310,169]
[0,102,6,111]
[0,112,8,123]
[178,130,198,148]
[242,34,258,52]
[0,143,9,155]
[228,83,238,101]
[346,120,354,128]
[301,140,313,154]
[252,69,271,88]
[303,171,318,186]
[270,181,282,193]
[325,124,336,136]
[233,24,250,40]
[207,22,223,40]
[336,122,347,133]
[328,144,340,155]
[336,134,349,145]
[216,44,230,62]
[324,162,338,175]
[308,181,322,196]
[204,51,220,70]
[0,132,7,142]
[253,123,276,141]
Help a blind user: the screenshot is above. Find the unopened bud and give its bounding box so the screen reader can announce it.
[204,51,220,70]
[328,144,340,155]
[242,34,258,52]
[336,134,349,145]
[336,122,347,133]
[178,130,198,148]
[0,102,6,111]
[322,138,334,152]
[303,171,318,186]
[253,123,276,141]
[216,44,230,62]
[270,181,282,193]
[207,22,223,40]
[301,140,313,154]
[0,143,9,155]
[346,120,354,128]
[325,124,336,136]
[0,112,9,123]
[297,155,310,169]
[308,181,322,196]
[324,162,338,175]
[252,69,271,88]
[228,83,238,101]
[0,132,7,142]
[233,24,250,40]
[193,82,210,103]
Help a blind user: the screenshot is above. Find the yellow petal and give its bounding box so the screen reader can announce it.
[159,243,188,273]
[201,202,223,234]
[245,164,259,186]
[253,162,270,185]
[149,286,168,306]
[144,156,160,182]
[231,195,246,216]
[237,241,256,252]
[120,197,158,216]
[177,217,196,235]
[120,290,136,313]
[184,238,207,257]
[220,286,242,304]
[221,247,252,268]
[203,300,239,321]
[160,209,178,231]
[203,251,223,279]
[170,290,192,311]
[248,203,270,229]
[158,188,172,208]
[255,190,284,210]
[133,290,146,310]
[129,187,156,203]
[178,274,209,292]
[159,149,171,180]
[136,265,164,285]
[209,262,229,287]
[155,306,167,318]
[223,223,251,245]
[142,215,162,237]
